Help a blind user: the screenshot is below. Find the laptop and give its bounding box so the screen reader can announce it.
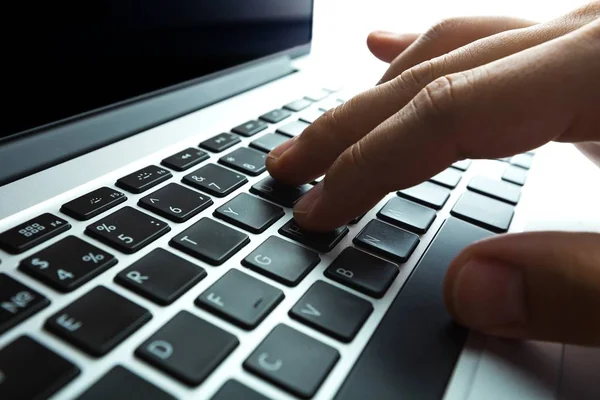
[1,1,599,399]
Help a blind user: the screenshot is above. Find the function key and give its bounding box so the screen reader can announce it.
[0,336,80,400]
[324,247,399,298]
[244,324,340,399]
[232,120,269,137]
[211,380,270,400]
[242,236,320,286]
[299,108,324,124]
[429,168,462,189]
[397,181,451,210]
[377,197,436,234]
[115,248,206,305]
[510,153,533,169]
[200,133,241,153]
[136,311,239,386]
[0,213,70,254]
[85,206,170,254]
[250,133,290,153]
[304,89,330,102]
[116,165,172,194]
[182,164,247,197]
[0,273,50,334]
[276,120,310,137]
[250,177,312,207]
[214,193,284,234]
[78,366,176,400]
[259,109,291,124]
[19,236,117,292]
[61,187,126,221]
[451,159,471,171]
[45,286,152,357]
[451,191,514,233]
[283,98,312,112]
[502,165,528,186]
[161,148,209,171]
[354,220,419,263]
[170,218,249,265]
[467,176,521,205]
[196,269,284,330]
[139,183,213,223]
[219,147,267,176]
[290,280,373,342]
[279,219,348,253]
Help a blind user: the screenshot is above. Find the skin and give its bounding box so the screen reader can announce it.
[267,2,600,345]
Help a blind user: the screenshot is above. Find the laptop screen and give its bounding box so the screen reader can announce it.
[2,0,313,141]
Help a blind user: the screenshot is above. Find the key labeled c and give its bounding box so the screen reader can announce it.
[258,352,283,371]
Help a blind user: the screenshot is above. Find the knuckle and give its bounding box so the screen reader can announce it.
[423,17,466,42]
[395,59,442,92]
[411,75,459,120]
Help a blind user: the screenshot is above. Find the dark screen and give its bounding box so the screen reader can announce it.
[1,1,313,140]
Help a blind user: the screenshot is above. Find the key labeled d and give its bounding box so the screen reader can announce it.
[148,340,173,360]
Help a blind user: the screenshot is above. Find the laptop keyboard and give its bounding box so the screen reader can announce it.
[0,88,536,399]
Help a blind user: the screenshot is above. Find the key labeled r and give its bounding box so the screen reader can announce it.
[127,271,149,284]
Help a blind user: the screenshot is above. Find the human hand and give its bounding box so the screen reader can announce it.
[267,2,600,345]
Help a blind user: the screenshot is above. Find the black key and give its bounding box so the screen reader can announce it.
[139,183,213,222]
[283,98,312,112]
[244,324,339,399]
[430,168,462,189]
[377,197,436,234]
[324,247,398,298]
[299,108,324,124]
[250,177,312,207]
[0,274,50,334]
[451,159,471,171]
[290,281,372,343]
[334,218,494,400]
[78,366,175,400]
[397,181,450,210]
[250,133,290,153]
[502,165,528,186]
[200,132,241,153]
[0,336,79,400]
[170,218,249,265]
[182,164,247,197]
[196,269,284,330]
[354,220,419,263]
[19,236,117,292]
[510,153,533,169]
[467,176,522,205]
[45,286,151,357]
[259,109,291,123]
[349,214,365,224]
[115,249,206,305]
[242,236,320,286]
[276,120,310,137]
[85,207,170,254]
[136,311,239,386]
[232,120,268,137]
[61,187,126,221]
[219,147,267,176]
[116,165,172,194]
[304,89,330,102]
[161,148,209,171]
[211,380,270,400]
[279,219,348,253]
[0,213,70,254]
[451,191,514,233]
[214,193,284,234]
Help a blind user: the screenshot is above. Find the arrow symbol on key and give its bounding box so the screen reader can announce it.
[149,198,159,204]
[301,303,321,317]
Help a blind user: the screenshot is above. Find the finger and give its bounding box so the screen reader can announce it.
[366,31,419,63]
[267,4,597,188]
[292,18,600,231]
[378,16,535,83]
[443,231,600,345]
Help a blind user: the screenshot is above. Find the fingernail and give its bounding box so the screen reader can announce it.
[267,136,298,161]
[451,258,526,329]
[295,182,324,216]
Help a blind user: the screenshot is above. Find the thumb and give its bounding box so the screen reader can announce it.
[444,231,600,346]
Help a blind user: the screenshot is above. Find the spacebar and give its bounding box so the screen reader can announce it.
[334,217,494,400]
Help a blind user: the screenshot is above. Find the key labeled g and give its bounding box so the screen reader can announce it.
[254,254,272,266]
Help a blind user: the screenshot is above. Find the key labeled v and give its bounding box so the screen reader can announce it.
[301,303,321,317]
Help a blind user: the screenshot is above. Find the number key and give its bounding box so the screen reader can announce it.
[0,274,50,334]
[182,164,247,198]
[219,147,267,176]
[139,183,213,222]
